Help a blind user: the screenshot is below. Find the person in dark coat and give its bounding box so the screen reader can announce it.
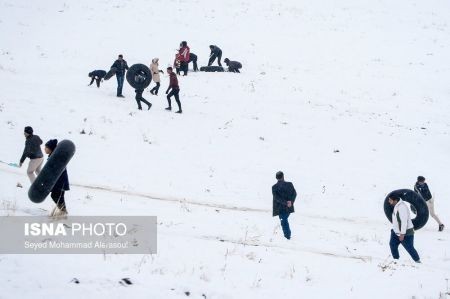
[224,58,242,73]
[208,45,222,66]
[272,171,297,240]
[165,67,182,113]
[111,54,129,97]
[19,126,44,183]
[414,176,444,231]
[88,70,107,88]
[189,53,199,71]
[45,139,69,216]
[133,70,152,110]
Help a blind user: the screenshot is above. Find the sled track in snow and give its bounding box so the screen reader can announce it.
[0,166,382,225]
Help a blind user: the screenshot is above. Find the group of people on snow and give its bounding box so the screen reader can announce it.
[272,172,444,263]
[87,42,242,112]
[19,126,69,217]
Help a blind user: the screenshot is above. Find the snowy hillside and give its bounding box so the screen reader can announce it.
[1,0,450,298]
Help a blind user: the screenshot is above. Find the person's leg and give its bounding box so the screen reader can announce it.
[208,54,216,66]
[27,158,42,183]
[89,77,95,86]
[140,95,152,109]
[217,51,222,66]
[427,198,443,226]
[389,230,400,259]
[117,75,124,96]
[51,191,66,211]
[34,157,44,176]
[96,78,101,88]
[182,62,188,75]
[155,82,160,95]
[166,90,174,109]
[278,212,291,239]
[174,89,182,112]
[193,59,198,71]
[401,235,420,262]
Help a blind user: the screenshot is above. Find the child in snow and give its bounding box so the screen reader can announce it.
[178,41,190,76]
[45,139,69,217]
[174,54,181,75]
[88,70,107,88]
[208,45,222,66]
[224,58,242,73]
[149,58,164,95]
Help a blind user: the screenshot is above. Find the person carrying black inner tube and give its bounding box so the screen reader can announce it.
[165,67,182,113]
[208,45,222,66]
[88,70,107,88]
[44,139,69,217]
[134,70,152,110]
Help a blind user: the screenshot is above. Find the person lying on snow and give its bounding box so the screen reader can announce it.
[224,58,242,73]
[88,70,107,88]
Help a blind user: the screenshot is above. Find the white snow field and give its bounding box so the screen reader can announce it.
[1,0,450,298]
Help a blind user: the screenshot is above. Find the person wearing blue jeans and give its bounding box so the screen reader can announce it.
[111,54,129,97]
[388,194,421,263]
[272,171,297,240]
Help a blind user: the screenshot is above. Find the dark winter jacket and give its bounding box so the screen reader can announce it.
[414,182,432,201]
[226,60,242,72]
[111,59,129,76]
[89,70,107,78]
[169,72,179,90]
[272,181,297,216]
[20,135,43,163]
[209,45,222,56]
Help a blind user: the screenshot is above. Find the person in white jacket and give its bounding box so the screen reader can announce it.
[388,194,421,263]
[149,58,164,95]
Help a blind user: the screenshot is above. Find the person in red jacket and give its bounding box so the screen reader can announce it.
[178,41,190,76]
[165,67,182,113]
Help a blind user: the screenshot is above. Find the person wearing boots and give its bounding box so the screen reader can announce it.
[272,171,297,240]
[414,176,445,231]
[134,70,152,110]
[178,41,190,76]
[45,139,69,217]
[111,54,129,97]
[88,70,107,87]
[165,67,182,113]
[208,45,222,66]
[149,58,164,95]
[19,126,44,183]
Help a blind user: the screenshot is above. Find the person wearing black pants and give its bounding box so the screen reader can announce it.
[111,54,129,97]
[189,53,199,71]
[165,67,182,113]
[135,89,152,110]
[88,70,107,87]
[44,139,69,217]
[272,171,297,240]
[208,45,222,66]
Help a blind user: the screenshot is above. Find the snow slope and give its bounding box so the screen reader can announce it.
[1,0,450,298]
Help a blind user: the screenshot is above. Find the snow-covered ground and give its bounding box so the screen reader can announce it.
[1,0,450,298]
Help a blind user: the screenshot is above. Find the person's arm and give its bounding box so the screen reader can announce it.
[89,77,95,85]
[291,183,297,202]
[272,187,287,206]
[397,205,408,236]
[19,141,29,165]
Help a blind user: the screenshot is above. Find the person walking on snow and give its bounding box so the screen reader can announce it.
[272,171,297,240]
[19,126,44,183]
[149,58,164,95]
[224,58,242,73]
[388,194,421,263]
[165,67,182,113]
[134,70,152,110]
[178,41,190,76]
[44,139,69,217]
[88,70,107,88]
[208,45,222,66]
[414,176,444,231]
[111,54,129,97]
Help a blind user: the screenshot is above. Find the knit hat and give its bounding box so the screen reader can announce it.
[417,176,425,182]
[45,139,58,151]
[24,126,33,135]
